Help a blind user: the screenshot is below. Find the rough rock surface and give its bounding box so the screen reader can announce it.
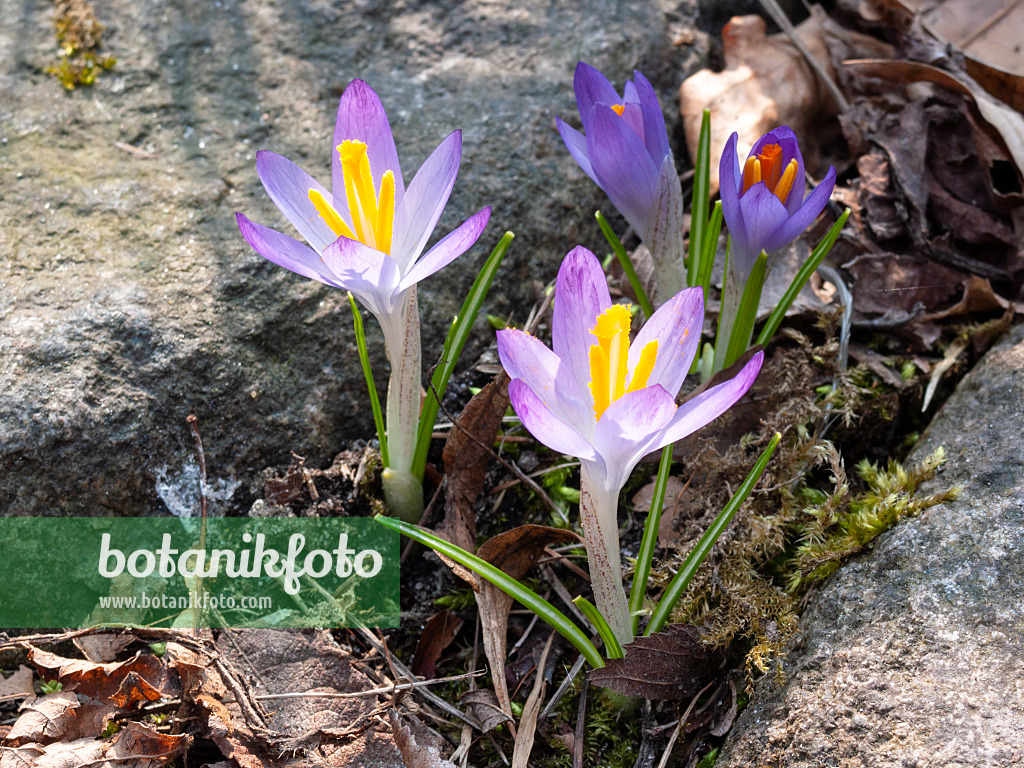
[718,323,1024,767]
[0,0,706,515]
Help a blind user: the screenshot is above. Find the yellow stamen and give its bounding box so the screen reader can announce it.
[588,304,642,419]
[742,155,760,195]
[308,189,356,240]
[610,104,626,117]
[772,159,799,204]
[376,170,395,255]
[627,340,658,394]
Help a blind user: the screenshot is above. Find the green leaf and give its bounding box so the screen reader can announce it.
[373,514,605,668]
[574,595,624,659]
[629,445,673,635]
[688,109,711,289]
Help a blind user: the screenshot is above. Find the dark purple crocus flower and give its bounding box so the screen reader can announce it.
[719,126,836,277]
[557,63,685,299]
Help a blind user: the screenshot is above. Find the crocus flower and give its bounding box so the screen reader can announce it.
[556,62,685,300]
[496,246,762,645]
[719,126,836,278]
[235,79,490,522]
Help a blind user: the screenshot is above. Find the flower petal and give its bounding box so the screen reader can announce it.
[732,183,789,276]
[573,62,621,126]
[551,246,611,393]
[632,70,670,167]
[256,151,338,253]
[497,328,561,395]
[333,79,405,206]
[654,351,763,448]
[629,286,703,396]
[321,236,402,318]
[752,126,804,214]
[719,132,748,255]
[236,213,339,287]
[508,379,599,462]
[398,207,490,292]
[761,166,837,253]
[390,130,462,270]
[556,118,599,186]
[586,105,660,237]
[592,385,678,492]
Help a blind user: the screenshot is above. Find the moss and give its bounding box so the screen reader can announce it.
[46,0,116,90]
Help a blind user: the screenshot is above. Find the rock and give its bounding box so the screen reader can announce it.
[0,0,707,514]
[718,323,1024,767]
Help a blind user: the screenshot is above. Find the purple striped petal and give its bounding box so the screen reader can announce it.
[761,166,837,253]
[321,236,402,318]
[655,351,763,448]
[586,105,660,238]
[556,118,599,186]
[593,385,678,491]
[256,151,338,253]
[333,79,405,207]
[629,287,703,396]
[508,379,599,462]
[497,329,561,396]
[733,183,789,275]
[632,70,670,166]
[573,62,621,126]
[398,207,490,292]
[391,130,462,271]
[552,246,611,393]
[236,213,339,287]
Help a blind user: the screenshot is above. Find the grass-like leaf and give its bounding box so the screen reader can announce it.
[595,210,654,320]
[349,292,389,466]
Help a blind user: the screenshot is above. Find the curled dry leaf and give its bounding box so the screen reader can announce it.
[72,633,137,664]
[588,625,718,701]
[27,647,177,706]
[0,721,190,768]
[460,689,514,733]
[389,710,458,768]
[109,671,164,710]
[632,475,692,548]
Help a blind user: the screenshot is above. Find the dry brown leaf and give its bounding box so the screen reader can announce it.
[164,641,208,700]
[390,711,457,768]
[108,671,164,710]
[845,252,966,316]
[441,372,511,553]
[0,721,190,768]
[411,611,464,680]
[510,633,554,768]
[4,692,79,746]
[27,647,177,706]
[588,625,718,701]
[73,634,137,664]
[922,275,1013,320]
[0,667,35,704]
[882,0,1024,112]
[631,476,692,548]
[459,689,513,734]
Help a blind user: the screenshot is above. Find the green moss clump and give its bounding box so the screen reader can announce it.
[46,0,116,90]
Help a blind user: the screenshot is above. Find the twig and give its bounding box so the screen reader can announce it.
[538,563,591,628]
[186,414,208,523]
[654,680,716,768]
[356,627,482,730]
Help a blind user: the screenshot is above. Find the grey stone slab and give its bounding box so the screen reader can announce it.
[0,0,705,514]
[718,323,1024,767]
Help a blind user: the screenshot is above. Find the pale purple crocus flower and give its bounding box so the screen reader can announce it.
[719,126,836,280]
[496,246,762,645]
[556,62,685,302]
[236,79,490,522]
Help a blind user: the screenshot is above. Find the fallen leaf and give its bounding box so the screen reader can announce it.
[0,667,35,704]
[844,252,966,315]
[441,372,511,553]
[411,611,464,680]
[588,625,718,701]
[510,633,555,768]
[390,711,457,768]
[459,689,513,734]
[109,671,164,709]
[27,647,177,706]
[4,692,79,746]
[1,721,190,768]
[847,344,909,388]
[922,275,1013,320]
[72,634,138,664]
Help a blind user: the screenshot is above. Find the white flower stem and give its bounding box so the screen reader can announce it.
[379,288,424,523]
[579,464,634,648]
